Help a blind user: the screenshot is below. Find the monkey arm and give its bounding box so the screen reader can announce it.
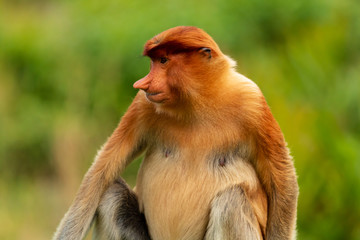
[259,154,298,240]
[53,97,147,240]
[254,103,299,240]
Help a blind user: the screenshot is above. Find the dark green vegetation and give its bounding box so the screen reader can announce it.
[0,0,359,239]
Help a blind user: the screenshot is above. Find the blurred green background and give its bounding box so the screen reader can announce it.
[0,0,359,239]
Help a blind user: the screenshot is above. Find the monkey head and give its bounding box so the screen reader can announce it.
[133,26,232,111]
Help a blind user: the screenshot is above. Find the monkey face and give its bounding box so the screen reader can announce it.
[133,58,172,104]
[133,50,219,108]
[133,26,230,110]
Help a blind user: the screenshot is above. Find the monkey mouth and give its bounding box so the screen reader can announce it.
[146,92,161,96]
[145,92,167,103]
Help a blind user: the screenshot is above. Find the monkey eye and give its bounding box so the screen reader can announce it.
[199,47,212,59]
[160,57,168,64]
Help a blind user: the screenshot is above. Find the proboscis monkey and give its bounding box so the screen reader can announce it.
[54,26,298,240]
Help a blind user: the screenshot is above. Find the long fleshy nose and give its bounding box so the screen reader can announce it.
[133,75,151,90]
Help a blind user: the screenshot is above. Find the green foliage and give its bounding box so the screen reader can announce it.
[0,0,359,239]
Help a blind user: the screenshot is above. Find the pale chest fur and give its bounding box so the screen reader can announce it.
[135,142,266,240]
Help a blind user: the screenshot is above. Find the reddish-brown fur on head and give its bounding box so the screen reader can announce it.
[143,26,222,58]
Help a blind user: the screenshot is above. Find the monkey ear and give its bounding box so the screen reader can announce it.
[199,47,212,59]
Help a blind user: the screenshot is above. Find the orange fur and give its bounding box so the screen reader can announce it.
[53,26,298,240]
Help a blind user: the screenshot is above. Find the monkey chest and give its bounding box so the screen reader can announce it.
[135,148,256,240]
